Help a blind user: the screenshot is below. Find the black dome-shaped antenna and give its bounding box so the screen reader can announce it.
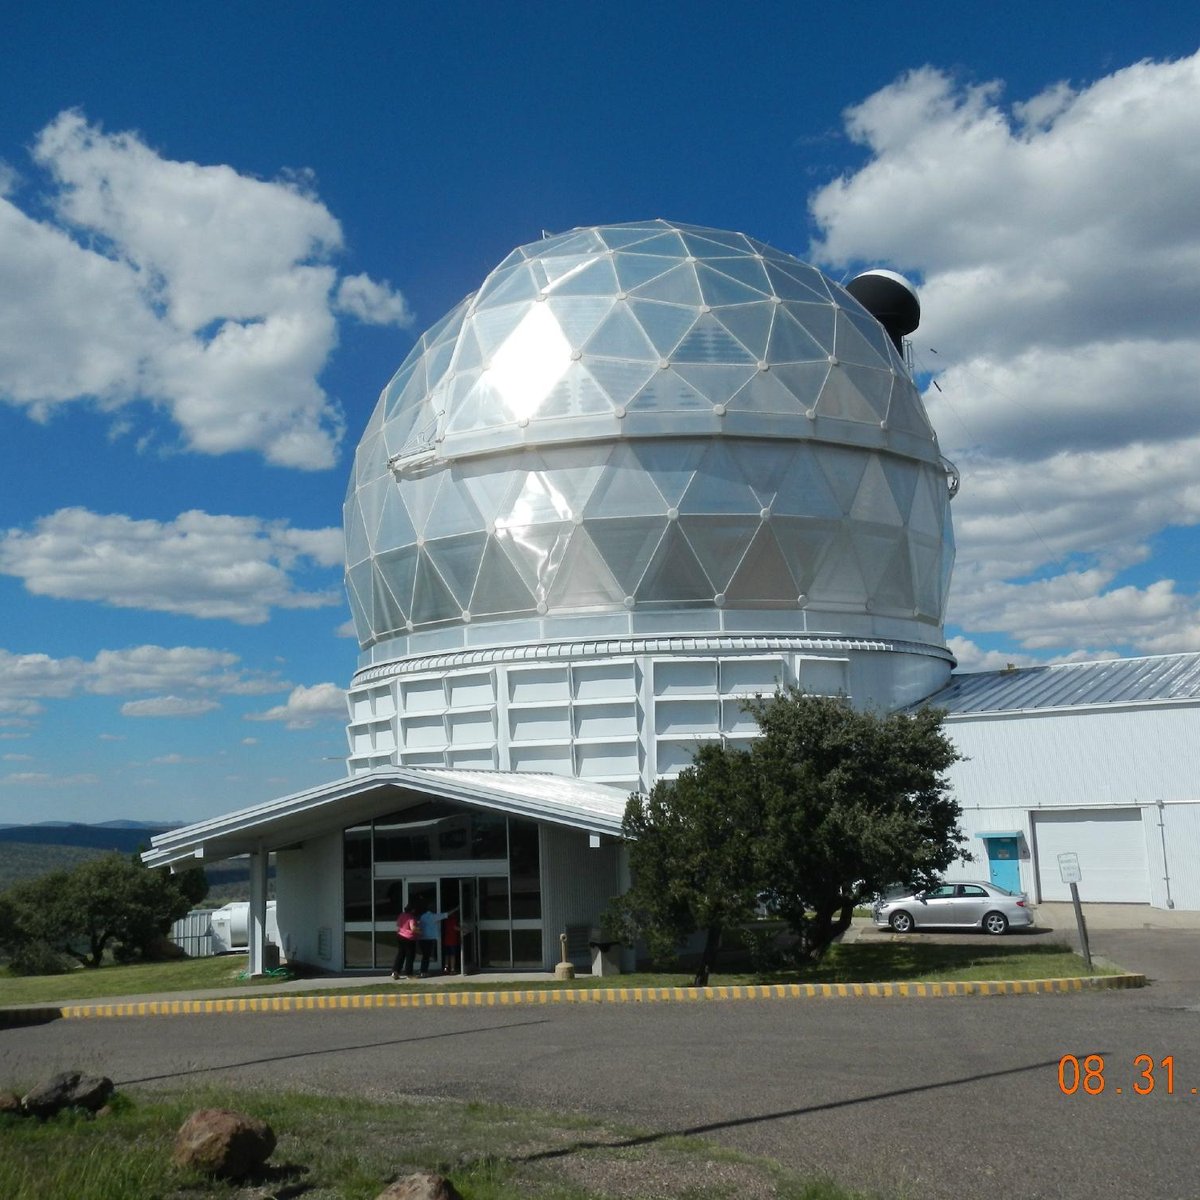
[845,269,920,353]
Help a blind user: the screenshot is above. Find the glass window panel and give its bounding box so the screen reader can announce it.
[764,262,830,304]
[815,445,871,513]
[344,827,373,922]
[473,815,508,860]
[509,819,541,918]
[345,503,371,569]
[767,312,829,364]
[627,299,699,357]
[544,256,619,297]
[850,456,904,527]
[627,368,710,412]
[373,932,397,971]
[695,264,771,307]
[834,311,890,368]
[461,463,523,525]
[411,553,461,625]
[357,476,393,546]
[769,517,838,593]
[810,530,870,603]
[425,532,487,607]
[767,260,832,301]
[372,568,408,635]
[494,522,572,602]
[470,537,538,617]
[584,357,659,407]
[725,370,801,416]
[770,447,844,519]
[612,251,677,292]
[347,562,376,631]
[619,231,687,257]
[584,516,669,595]
[677,515,760,591]
[344,931,376,969]
[678,226,752,254]
[422,477,484,541]
[479,876,510,920]
[476,262,540,308]
[630,263,702,306]
[673,313,756,363]
[373,878,405,922]
[725,526,799,605]
[584,445,670,518]
[677,444,760,515]
[597,223,670,250]
[699,252,773,292]
[815,367,885,425]
[479,928,512,968]
[535,252,594,288]
[767,361,831,410]
[545,529,624,608]
[636,524,714,603]
[670,363,759,406]
[726,441,799,509]
[376,485,419,551]
[776,302,835,353]
[537,367,618,420]
[585,306,658,360]
[630,440,708,505]
[711,302,774,360]
[544,296,614,345]
[374,548,418,616]
[512,928,543,967]
[886,378,934,439]
[471,303,529,360]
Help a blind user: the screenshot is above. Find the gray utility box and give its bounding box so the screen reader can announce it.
[589,930,621,976]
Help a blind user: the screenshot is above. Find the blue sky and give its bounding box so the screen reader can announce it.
[3,4,1199,824]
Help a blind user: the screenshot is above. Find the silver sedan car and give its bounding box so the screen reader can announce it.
[872,881,1034,935]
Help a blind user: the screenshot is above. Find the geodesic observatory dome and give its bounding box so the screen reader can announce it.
[343,220,956,786]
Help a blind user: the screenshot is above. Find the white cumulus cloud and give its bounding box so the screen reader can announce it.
[809,51,1200,660]
[0,507,343,623]
[121,696,221,718]
[0,110,411,468]
[246,682,347,729]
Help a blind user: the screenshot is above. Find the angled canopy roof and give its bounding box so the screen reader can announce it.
[141,767,630,870]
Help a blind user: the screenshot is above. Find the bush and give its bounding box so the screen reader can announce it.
[7,939,72,977]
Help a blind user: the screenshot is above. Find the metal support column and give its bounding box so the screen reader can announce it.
[247,846,268,977]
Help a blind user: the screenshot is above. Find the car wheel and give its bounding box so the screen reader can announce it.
[983,911,1009,935]
[889,910,915,934]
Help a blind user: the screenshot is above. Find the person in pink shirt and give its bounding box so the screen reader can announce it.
[392,902,418,980]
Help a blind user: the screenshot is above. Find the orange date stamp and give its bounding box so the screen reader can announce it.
[1058,1054,1193,1096]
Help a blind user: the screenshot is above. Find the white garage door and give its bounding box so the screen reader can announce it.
[1034,809,1149,903]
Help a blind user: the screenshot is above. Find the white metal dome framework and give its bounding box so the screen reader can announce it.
[343,220,956,785]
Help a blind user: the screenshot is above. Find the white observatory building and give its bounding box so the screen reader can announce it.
[144,221,1200,974]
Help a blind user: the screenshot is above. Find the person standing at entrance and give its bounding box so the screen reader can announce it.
[392,903,418,981]
[416,902,452,977]
[441,909,461,974]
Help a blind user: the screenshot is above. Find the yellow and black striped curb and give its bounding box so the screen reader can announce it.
[0,973,1146,1025]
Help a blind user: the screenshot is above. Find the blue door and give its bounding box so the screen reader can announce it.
[987,837,1021,892]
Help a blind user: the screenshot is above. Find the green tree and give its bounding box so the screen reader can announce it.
[603,742,763,986]
[0,853,205,970]
[747,690,968,962]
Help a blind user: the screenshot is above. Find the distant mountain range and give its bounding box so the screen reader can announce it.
[0,821,178,853]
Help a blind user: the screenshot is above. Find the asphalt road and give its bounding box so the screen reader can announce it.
[4,934,1199,1199]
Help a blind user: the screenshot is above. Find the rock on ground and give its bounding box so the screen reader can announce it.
[21,1071,113,1118]
[376,1172,463,1200]
[172,1107,276,1179]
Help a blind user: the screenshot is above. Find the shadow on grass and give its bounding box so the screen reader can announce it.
[753,939,1079,985]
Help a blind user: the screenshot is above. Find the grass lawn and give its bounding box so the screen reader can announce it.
[0,1085,878,1200]
[0,939,1121,1008]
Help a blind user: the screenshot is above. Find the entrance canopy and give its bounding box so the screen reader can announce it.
[141,766,630,870]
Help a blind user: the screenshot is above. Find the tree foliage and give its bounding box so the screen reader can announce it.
[603,742,763,985]
[747,691,968,962]
[605,690,969,976]
[0,853,207,972]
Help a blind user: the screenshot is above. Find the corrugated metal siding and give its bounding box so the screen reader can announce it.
[927,652,1200,715]
[1159,803,1200,911]
[539,824,622,969]
[169,909,216,957]
[944,706,1200,810]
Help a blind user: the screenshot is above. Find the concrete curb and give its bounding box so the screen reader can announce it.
[0,972,1146,1025]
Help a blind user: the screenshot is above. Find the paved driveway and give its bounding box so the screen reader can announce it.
[4,932,1200,1200]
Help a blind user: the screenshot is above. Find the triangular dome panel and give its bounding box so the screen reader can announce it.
[725,525,798,604]
[637,523,714,603]
[584,516,668,595]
